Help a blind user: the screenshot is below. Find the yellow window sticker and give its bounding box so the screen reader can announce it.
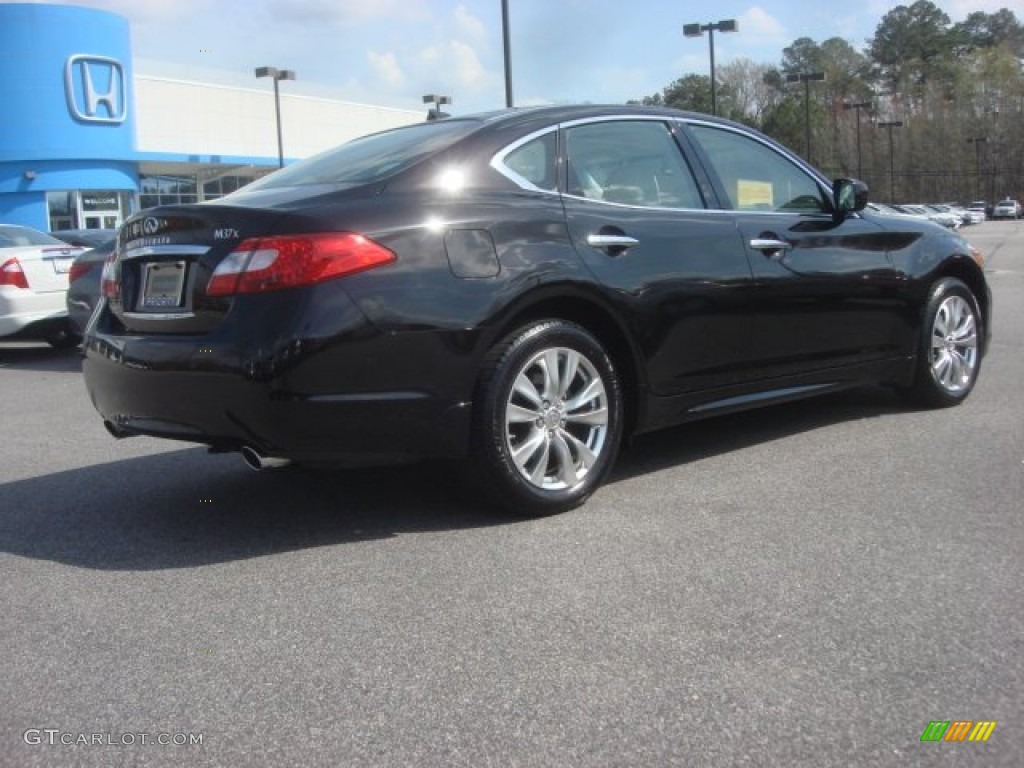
[736,180,773,209]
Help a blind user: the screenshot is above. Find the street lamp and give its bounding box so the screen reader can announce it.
[501,0,513,108]
[842,100,872,179]
[786,72,826,163]
[254,66,296,168]
[683,19,737,116]
[966,137,987,200]
[877,120,903,202]
[423,94,452,121]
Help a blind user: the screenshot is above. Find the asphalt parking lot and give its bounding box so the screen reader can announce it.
[1,221,1021,767]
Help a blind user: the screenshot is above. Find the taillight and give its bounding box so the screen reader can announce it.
[69,261,97,284]
[206,232,396,297]
[1,258,29,289]
[100,251,120,300]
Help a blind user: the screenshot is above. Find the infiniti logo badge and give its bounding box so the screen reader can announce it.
[142,218,161,235]
[64,55,127,124]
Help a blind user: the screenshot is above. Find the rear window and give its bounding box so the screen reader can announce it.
[242,119,482,191]
[0,225,66,247]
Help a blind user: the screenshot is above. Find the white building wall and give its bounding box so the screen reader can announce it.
[133,73,424,160]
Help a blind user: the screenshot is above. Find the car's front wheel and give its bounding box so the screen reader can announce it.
[903,278,983,407]
[469,320,623,516]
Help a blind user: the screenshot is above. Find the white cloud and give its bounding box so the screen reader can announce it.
[739,7,787,43]
[267,0,430,25]
[449,40,487,90]
[671,53,717,76]
[453,5,489,50]
[367,51,405,88]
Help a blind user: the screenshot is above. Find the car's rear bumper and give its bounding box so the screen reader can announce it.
[81,328,475,464]
[0,289,68,338]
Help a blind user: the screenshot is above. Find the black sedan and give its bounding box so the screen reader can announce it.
[52,230,117,337]
[82,105,991,515]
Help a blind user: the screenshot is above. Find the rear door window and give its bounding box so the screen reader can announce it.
[563,120,704,209]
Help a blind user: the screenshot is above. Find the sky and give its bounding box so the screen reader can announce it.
[21,0,1024,112]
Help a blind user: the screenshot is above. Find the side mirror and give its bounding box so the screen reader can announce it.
[832,178,868,220]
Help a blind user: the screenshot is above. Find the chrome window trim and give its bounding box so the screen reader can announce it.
[490,114,845,217]
[490,115,688,205]
[489,126,560,194]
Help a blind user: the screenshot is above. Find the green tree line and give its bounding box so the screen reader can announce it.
[634,1,1024,204]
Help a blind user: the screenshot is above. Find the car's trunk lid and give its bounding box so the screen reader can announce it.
[108,206,288,334]
[9,245,82,293]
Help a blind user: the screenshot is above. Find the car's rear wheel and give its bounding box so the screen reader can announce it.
[469,320,622,516]
[45,322,80,350]
[904,278,982,407]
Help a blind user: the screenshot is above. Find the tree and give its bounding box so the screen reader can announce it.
[642,74,715,114]
[952,10,1024,57]
[781,37,826,77]
[627,3,1024,203]
[868,0,954,90]
[717,59,780,127]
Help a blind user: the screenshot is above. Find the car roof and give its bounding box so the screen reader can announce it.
[462,103,740,131]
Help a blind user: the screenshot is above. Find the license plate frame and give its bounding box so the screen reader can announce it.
[140,260,187,310]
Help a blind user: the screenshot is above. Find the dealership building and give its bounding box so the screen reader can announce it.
[0,2,425,233]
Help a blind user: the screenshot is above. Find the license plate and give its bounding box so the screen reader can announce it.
[141,261,187,309]
[51,259,74,274]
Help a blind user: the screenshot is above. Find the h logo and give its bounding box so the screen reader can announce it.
[64,55,126,124]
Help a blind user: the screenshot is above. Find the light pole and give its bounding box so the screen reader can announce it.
[683,19,737,116]
[843,100,872,179]
[423,94,452,121]
[502,0,513,107]
[877,120,903,202]
[786,72,826,163]
[966,137,987,200]
[255,66,296,168]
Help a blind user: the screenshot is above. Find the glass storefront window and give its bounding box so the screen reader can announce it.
[46,191,77,231]
[202,174,259,201]
[47,190,131,231]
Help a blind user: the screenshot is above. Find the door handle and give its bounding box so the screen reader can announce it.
[749,238,792,253]
[587,234,639,252]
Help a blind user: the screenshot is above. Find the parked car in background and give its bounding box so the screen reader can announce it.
[52,229,118,250]
[918,204,962,229]
[967,201,988,222]
[0,223,85,347]
[991,199,1021,220]
[81,105,991,515]
[868,203,930,222]
[63,236,116,337]
[944,204,973,226]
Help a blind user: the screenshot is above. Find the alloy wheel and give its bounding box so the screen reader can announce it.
[503,346,610,491]
[928,294,978,394]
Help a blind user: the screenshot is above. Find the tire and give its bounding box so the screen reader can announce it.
[468,320,623,516]
[903,278,982,408]
[45,324,81,350]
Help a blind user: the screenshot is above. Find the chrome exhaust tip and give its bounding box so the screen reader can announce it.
[240,445,292,471]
